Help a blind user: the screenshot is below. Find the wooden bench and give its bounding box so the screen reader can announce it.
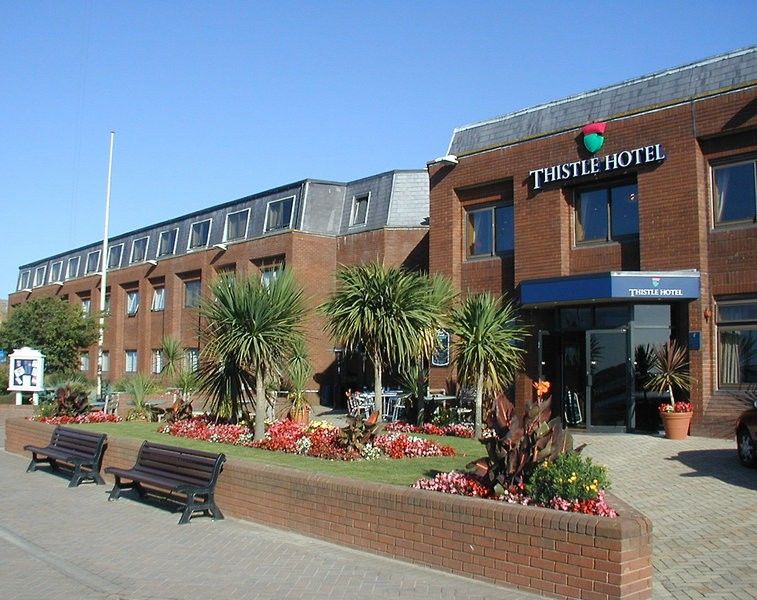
[105,441,226,525]
[24,426,107,488]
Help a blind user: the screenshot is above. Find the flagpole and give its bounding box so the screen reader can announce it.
[96,131,115,399]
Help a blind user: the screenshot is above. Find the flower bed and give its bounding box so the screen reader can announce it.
[160,417,456,460]
[33,412,122,425]
[659,401,693,413]
[384,421,474,438]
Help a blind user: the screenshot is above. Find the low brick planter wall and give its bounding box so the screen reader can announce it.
[6,417,652,600]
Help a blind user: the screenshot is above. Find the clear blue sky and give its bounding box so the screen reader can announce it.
[1,1,755,297]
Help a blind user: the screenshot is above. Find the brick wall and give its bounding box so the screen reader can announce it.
[6,418,652,600]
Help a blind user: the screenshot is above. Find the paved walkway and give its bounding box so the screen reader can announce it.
[0,422,538,599]
[574,432,757,600]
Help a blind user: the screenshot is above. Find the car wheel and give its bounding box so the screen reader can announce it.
[737,426,757,467]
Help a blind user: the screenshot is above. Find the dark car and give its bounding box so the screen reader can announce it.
[736,399,757,467]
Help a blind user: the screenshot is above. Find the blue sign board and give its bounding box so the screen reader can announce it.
[0,349,6,364]
[520,271,700,306]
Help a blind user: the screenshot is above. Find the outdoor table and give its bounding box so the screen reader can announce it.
[424,394,456,408]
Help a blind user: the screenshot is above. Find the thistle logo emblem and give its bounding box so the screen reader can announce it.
[651,277,660,288]
[581,122,606,154]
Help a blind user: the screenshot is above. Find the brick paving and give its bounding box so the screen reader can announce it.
[574,432,757,600]
[1,411,756,599]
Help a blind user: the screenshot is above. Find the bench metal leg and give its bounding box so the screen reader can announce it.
[26,456,39,473]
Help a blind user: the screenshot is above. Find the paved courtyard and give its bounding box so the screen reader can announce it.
[1,416,756,599]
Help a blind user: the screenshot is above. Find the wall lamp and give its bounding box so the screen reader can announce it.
[146,259,158,266]
[432,154,458,165]
[213,243,228,251]
[703,306,712,323]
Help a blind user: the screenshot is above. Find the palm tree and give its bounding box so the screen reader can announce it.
[199,271,306,439]
[449,293,529,437]
[284,337,313,420]
[320,263,453,419]
[158,336,185,381]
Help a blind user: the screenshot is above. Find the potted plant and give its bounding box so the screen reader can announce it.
[286,339,312,425]
[644,341,694,439]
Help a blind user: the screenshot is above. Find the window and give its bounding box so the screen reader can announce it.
[17,271,30,291]
[130,237,149,263]
[184,347,199,372]
[158,228,178,257]
[575,181,638,244]
[85,250,101,274]
[33,266,47,288]
[713,159,757,225]
[108,244,123,269]
[466,204,513,257]
[717,298,757,388]
[49,261,63,283]
[349,193,370,226]
[104,291,111,314]
[81,298,92,316]
[152,349,164,374]
[125,350,138,373]
[264,197,294,232]
[66,257,80,280]
[224,209,249,241]
[188,219,211,250]
[151,286,165,311]
[184,279,201,308]
[126,290,140,316]
[261,263,284,288]
[79,352,90,372]
[101,351,109,373]
[431,330,451,367]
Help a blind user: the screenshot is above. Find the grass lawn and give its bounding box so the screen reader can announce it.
[76,421,484,486]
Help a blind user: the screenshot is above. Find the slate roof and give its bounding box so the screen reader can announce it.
[448,46,757,157]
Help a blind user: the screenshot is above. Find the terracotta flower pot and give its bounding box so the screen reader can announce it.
[661,411,692,440]
[290,406,311,426]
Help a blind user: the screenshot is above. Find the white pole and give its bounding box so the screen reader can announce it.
[96,131,115,399]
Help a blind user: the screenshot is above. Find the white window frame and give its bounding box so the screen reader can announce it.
[125,350,138,373]
[126,290,140,316]
[349,192,370,227]
[264,196,295,233]
[17,271,31,291]
[711,158,757,227]
[184,347,200,372]
[130,236,150,264]
[81,298,92,316]
[158,228,179,257]
[152,349,164,374]
[49,261,63,284]
[151,286,165,311]
[260,262,285,288]
[66,257,80,280]
[33,266,47,288]
[85,250,101,274]
[184,279,201,308]
[79,352,90,372]
[108,244,124,269]
[188,218,212,251]
[224,208,250,242]
[101,351,109,373]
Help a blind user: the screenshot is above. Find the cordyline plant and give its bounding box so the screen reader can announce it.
[468,382,583,494]
[644,340,694,408]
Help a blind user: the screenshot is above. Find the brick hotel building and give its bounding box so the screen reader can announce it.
[9,171,430,407]
[427,47,757,436]
[10,47,757,435]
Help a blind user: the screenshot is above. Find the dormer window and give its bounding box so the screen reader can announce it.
[49,261,63,283]
[108,244,123,269]
[33,265,47,288]
[130,237,149,263]
[188,219,211,250]
[264,197,294,232]
[66,257,80,280]
[85,250,101,274]
[158,228,178,257]
[224,209,249,242]
[17,271,30,291]
[349,193,370,226]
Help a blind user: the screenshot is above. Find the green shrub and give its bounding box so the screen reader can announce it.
[526,451,610,504]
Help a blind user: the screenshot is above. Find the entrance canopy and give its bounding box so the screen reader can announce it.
[520,270,700,308]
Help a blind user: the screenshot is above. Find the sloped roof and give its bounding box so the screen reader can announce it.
[449,46,757,156]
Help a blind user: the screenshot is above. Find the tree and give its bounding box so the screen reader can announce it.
[320,263,453,420]
[198,271,306,439]
[449,293,529,438]
[0,297,98,374]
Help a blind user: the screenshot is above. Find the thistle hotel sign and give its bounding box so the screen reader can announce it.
[530,144,666,190]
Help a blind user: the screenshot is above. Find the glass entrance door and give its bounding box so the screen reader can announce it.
[585,329,629,431]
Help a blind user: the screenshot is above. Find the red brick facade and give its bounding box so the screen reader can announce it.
[429,87,757,437]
